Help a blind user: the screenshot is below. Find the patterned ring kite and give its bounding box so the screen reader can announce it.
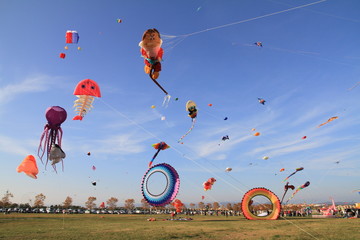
[141,163,180,206]
[241,187,281,220]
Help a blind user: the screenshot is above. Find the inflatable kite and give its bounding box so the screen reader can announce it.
[59,53,66,59]
[139,28,170,101]
[254,42,263,47]
[286,181,310,203]
[141,163,180,206]
[253,132,260,136]
[280,182,295,204]
[99,202,105,208]
[149,142,170,167]
[178,100,198,143]
[49,144,66,170]
[241,187,281,220]
[38,106,67,172]
[65,30,79,44]
[283,167,304,182]
[73,79,101,120]
[258,98,266,105]
[318,116,338,127]
[203,177,216,191]
[91,181,96,186]
[279,168,285,172]
[262,156,269,160]
[17,155,39,179]
[225,167,232,172]
[172,199,184,213]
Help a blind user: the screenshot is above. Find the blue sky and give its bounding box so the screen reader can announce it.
[0,0,359,207]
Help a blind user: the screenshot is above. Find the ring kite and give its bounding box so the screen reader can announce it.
[141,163,180,206]
[241,187,281,220]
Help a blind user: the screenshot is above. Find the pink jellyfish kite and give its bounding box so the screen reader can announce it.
[38,106,67,172]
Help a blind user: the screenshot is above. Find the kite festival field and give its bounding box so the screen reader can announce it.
[0,213,359,240]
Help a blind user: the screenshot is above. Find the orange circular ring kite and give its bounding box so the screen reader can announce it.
[241,187,281,220]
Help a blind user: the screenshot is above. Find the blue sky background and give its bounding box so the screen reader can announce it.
[0,0,359,207]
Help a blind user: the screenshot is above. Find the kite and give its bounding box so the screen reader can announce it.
[59,53,66,59]
[262,156,269,160]
[318,116,338,128]
[224,117,228,120]
[253,132,260,136]
[280,168,285,172]
[283,167,304,182]
[208,104,213,107]
[117,19,122,23]
[286,181,310,203]
[65,30,79,44]
[38,106,67,172]
[178,100,197,143]
[258,98,266,105]
[203,177,216,191]
[149,142,170,167]
[49,144,66,169]
[225,167,232,172]
[139,28,170,104]
[201,195,205,200]
[222,135,229,141]
[17,155,39,179]
[353,189,360,194]
[73,79,101,120]
[280,182,295,204]
[151,105,156,109]
[92,165,96,171]
[254,42,263,47]
[92,181,96,186]
[172,199,184,213]
[302,136,307,139]
[241,188,281,220]
[87,152,91,156]
[141,163,180,206]
[99,202,105,208]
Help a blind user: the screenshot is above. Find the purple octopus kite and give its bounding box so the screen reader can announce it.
[38,106,67,172]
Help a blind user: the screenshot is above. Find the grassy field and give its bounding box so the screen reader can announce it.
[0,213,359,240]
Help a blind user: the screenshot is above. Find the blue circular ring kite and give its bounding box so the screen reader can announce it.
[141,163,180,206]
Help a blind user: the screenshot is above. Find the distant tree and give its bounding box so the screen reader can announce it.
[198,202,205,209]
[34,193,46,207]
[226,203,233,210]
[141,198,150,210]
[63,196,73,208]
[85,197,97,210]
[206,203,213,209]
[107,197,118,210]
[124,199,135,210]
[233,202,241,212]
[1,190,14,208]
[213,202,220,210]
[189,203,195,209]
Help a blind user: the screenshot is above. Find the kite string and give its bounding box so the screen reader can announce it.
[180,0,327,37]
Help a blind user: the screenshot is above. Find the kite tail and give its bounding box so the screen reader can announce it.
[178,118,196,143]
[162,94,171,108]
[149,148,161,168]
[286,189,300,203]
[149,68,168,95]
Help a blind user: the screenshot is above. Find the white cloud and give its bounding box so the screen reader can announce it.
[0,135,31,156]
[0,74,55,104]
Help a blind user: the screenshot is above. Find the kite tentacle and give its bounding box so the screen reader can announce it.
[149,65,168,95]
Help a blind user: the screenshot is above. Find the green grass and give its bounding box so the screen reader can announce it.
[0,214,359,240]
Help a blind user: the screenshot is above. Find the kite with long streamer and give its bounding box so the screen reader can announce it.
[149,142,170,167]
[286,181,310,203]
[178,100,197,143]
[318,116,338,128]
[283,167,304,182]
